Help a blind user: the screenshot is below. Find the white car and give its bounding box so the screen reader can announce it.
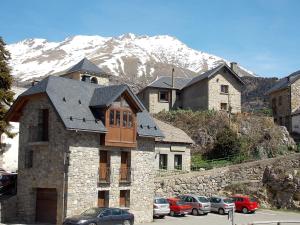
[153,197,170,218]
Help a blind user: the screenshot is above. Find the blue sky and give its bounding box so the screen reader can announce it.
[1,0,300,77]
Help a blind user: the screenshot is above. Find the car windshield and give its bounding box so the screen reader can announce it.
[81,208,104,217]
[198,196,209,203]
[155,198,168,204]
[223,198,233,204]
[176,200,186,206]
[250,197,257,202]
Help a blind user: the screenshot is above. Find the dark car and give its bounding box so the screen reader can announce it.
[63,207,134,225]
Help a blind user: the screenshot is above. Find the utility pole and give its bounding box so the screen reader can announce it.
[228,88,231,127]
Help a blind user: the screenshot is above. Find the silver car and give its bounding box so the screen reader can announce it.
[210,196,235,214]
[179,194,211,215]
[153,197,170,218]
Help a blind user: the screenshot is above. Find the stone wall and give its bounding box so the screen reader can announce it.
[182,79,208,110]
[208,71,242,113]
[0,196,17,223]
[154,153,300,197]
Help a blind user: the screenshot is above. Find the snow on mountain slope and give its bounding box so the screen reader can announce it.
[7,33,255,83]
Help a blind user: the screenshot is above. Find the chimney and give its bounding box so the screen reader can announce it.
[171,68,175,88]
[230,62,238,73]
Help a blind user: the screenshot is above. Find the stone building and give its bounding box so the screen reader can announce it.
[153,119,194,172]
[138,63,244,114]
[60,58,111,85]
[5,73,164,224]
[267,70,300,132]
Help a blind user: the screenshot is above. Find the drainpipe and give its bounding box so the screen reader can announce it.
[171,68,175,88]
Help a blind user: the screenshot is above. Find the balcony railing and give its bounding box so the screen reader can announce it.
[119,167,131,183]
[98,167,111,184]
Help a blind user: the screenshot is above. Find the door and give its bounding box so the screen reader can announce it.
[111,208,123,224]
[36,188,57,224]
[99,151,109,182]
[98,209,112,225]
[120,152,129,182]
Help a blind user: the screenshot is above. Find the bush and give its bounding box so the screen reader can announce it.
[209,127,241,159]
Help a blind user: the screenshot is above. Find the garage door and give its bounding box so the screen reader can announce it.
[36,188,57,224]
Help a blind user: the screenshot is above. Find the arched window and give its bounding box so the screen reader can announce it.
[91,77,98,84]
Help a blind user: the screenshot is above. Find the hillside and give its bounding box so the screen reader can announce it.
[154,110,296,160]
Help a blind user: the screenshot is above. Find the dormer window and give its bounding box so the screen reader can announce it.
[91,77,98,84]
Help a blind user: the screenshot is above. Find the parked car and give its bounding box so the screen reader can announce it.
[153,197,170,218]
[231,195,259,213]
[209,196,235,215]
[167,198,192,216]
[179,194,211,216]
[0,171,17,196]
[63,207,134,225]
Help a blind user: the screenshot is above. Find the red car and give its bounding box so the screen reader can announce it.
[167,198,192,216]
[231,195,259,213]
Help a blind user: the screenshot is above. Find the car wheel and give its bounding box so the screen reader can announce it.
[203,213,208,216]
[218,208,225,215]
[159,215,165,219]
[242,207,248,214]
[192,208,199,216]
[88,223,96,225]
[123,220,131,225]
[169,211,175,217]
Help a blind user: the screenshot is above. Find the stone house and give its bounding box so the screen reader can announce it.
[5,73,164,224]
[137,63,244,114]
[153,119,194,172]
[267,70,300,132]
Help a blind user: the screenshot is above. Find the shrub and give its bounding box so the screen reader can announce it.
[210,127,241,159]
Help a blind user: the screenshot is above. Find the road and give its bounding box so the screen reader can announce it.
[139,210,300,225]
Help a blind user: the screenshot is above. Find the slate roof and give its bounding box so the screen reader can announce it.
[13,76,163,138]
[65,58,107,76]
[184,63,244,89]
[153,118,194,144]
[143,64,244,91]
[147,76,191,90]
[267,70,300,94]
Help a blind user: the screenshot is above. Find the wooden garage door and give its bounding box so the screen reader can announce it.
[36,188,57,224]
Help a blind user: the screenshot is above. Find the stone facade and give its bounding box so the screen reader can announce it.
[61,71,110,86]
[14,95,157,224]
[154,143,191,171]
[139,69,242,114]
[154,153,300,197]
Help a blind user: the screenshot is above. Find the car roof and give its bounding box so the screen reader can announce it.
[232,194,249,198]
[167,197,180,201]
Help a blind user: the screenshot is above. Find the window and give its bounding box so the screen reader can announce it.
[109,110,115,126]
[174,154,182,170]
[91,77,98,84]
[220,103,228,111]
[123,111,128,127]
[128,112,132,128]
[158,91,169,102]
[120,190,130,208]
[112,208,122,215]
[116,111,121,126]
[36,109,49,142]
[159,154,168,170]
[220,85,229,94]
[278,96,282,106]
[101,209,111,217]
[25,150,33,168]
[272,98,277,115]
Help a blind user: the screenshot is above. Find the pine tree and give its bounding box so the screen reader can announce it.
[0,36,15,139]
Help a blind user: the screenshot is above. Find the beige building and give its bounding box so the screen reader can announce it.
[153,119,194,172]
[267,70,300,132]
[138,63,244,114]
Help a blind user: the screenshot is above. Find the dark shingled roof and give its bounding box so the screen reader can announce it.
[267,70,300,94]
[184,63,244,88]
[147,76,191,90]
[143,64,244,91]
[65,58,106,75]
[16,76,163,137]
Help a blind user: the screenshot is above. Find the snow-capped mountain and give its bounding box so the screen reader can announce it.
[7,33,255,88]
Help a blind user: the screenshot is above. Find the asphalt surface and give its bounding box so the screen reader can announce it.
[140,210,300,225]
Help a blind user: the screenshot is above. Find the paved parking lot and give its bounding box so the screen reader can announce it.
[140,210,300,225]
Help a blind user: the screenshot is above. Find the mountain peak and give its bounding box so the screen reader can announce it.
[7,34,255,85]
